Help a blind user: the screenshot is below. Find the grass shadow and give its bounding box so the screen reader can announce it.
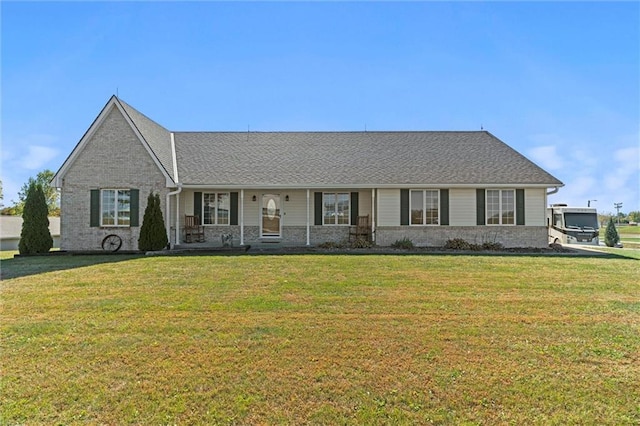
[166,246,640,260]
[2,247,636,281]
[0,252,144,280]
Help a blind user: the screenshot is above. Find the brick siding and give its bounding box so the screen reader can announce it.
[60,107,169,251]
[375,226,549,248]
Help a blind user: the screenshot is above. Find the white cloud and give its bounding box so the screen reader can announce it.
[2,134,61,204]
[614,146,639,174]
[528,145,563,171]
[549,175,598,207]
[0,175,21,206]
[20,145,59,170]
[603,146,639,190]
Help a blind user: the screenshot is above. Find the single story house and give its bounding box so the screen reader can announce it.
[0,216,61,251]
[52,96,563,251]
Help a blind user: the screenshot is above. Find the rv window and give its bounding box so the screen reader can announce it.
[554,214,562,228]
[565,213,598,229]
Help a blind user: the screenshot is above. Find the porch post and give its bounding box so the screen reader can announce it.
[240,189,245,246]
[371,188,376,242]
[175,192,181,245]
[306,189,310,246]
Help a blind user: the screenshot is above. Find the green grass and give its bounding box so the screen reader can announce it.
[1,253,639,424]
[592,247,640,260]
[0,250,17,260]
[613,227,640,249]
[617,225,640,235]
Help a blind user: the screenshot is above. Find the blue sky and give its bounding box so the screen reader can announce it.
[2,2,638,215]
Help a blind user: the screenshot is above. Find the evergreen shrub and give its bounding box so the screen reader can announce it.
[19,183,53,254]
[138,192,168,251]
[604,218,620,247]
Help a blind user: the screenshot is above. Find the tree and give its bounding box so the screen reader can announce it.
[604,217,620,247]
[14,169,60,216]
[628,211,640,223]
[18,182,53,254]
[138,191,168,251]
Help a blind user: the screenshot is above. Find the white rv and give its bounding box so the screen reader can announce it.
[547,204,599,245]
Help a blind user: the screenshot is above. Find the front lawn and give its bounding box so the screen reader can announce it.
[1,253,638,424]
[617,225,640,235]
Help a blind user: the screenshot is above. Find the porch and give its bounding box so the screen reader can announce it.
[171,225,356,249]
[167,188,376,248]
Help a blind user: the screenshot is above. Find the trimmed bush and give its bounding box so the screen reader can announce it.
[444,238,504,251]
[138,192,168,251]
[391,237,415,249]
[604,217,620,247]
[350,237,373,249]
[481,241,504,251]
[444,238,472,250]
[317,241,345,249]
[19,183,53,254]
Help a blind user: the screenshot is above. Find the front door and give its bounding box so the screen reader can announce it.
[261,194,281,238]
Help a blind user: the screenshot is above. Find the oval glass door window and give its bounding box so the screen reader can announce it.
[267,199,277,219]
[261,194,281,237]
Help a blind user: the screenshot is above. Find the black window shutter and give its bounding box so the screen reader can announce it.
[350,192,359,225]
[129,189,139,227]
[90,189,100,227]
[314,192,323,225]
[476,189,486,225]
[440,189,449,226]
[230,192,239,225]
[194,192,202,220]
[400,189,409,225]
[516,189,525,225]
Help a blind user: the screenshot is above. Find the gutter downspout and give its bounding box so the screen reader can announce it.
[240,189,244,246]
[306,189,310,246]
[371,188,376,242]
[166,184,182,249]
[166,132,182,250]
[546,187,559,211]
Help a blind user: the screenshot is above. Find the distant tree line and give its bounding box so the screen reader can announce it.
[598,211,640,226]
[0,169,60,216]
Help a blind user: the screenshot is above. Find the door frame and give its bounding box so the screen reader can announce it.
[260,193,282,238]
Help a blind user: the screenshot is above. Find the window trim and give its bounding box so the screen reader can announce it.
[202,192,231,226]
[100,189,131,227]
[409,189,440,226]
[485,189,516,226]
[322,192,351,226]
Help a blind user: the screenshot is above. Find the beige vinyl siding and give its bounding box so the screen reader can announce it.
[208,190,310,226]
[280,190,308,226]
[377,189,401,226]
[525,188,545,226]
[358,190,372,217]
[449,188,476,226]
[183,190,195,217]
[241,191,260,226]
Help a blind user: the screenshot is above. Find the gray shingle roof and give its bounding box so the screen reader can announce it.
[173,131,563,187]
[118,98,175,182]
[113,98,561,187]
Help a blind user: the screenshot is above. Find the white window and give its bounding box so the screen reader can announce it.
[203,192,230,225]
[323,193,350,225]
[101,189,130,226]
[486,189,515,225]
[410,190,439,225]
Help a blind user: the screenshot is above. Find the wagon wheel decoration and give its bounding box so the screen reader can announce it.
[101,234,123,252]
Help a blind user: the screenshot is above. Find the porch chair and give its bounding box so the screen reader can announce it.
[349,215,371,242]
[184,215,205,243]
